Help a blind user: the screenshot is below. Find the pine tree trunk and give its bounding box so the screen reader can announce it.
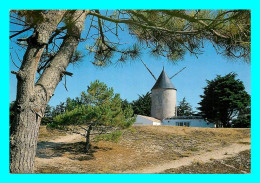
[10,105,42,173]
[10,10,88,173]
[85,124,93,153]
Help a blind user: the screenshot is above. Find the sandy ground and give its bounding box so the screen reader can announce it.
[35,131,250,174]
[50,133,82,143]
[123,138,251,173]
[36,133,84,169]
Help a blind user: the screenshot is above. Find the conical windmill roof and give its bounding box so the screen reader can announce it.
[152,68,176,90]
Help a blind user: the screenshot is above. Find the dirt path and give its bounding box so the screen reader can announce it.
[123,138,251,174]
[36,133,83,165]
[36,131,250,174]
[49,133,83,143]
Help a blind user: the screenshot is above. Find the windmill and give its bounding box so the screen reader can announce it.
[140,59,186,120]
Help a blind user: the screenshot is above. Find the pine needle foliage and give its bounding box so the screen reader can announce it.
[48,80,135,152]
[177,97,194,116]
[198,73,250,128]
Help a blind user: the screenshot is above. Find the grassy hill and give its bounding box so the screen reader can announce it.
[35,125,250,173]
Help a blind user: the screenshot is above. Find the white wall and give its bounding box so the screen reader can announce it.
[162,118,215,128]
[134,115,154,125]
[153,122,161,126]
[151,88,177,120]
[134,115,215,128]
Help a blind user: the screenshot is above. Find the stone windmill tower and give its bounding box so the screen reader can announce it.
[151,67,177,120]
[140,60,186,120]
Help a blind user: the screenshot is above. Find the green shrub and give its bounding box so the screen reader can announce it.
[41,117,53,125]
[127,127,137,133]
[94,130,122,143]
[47,122,65,130]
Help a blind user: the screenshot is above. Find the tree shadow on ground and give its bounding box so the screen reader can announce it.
[36,141,112,161]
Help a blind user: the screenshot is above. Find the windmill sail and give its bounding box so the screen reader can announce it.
[140,59,157,80]
[170,67,186,79]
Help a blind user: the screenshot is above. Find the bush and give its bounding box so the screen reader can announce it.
[41,117,53,125]
[94,131,122,143]
[46,122,65,130]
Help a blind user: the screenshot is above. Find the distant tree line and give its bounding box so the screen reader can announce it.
[10,73,250,129]
[119,72,251,128]
[131,92,151,116]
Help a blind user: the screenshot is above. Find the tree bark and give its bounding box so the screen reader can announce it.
[10,10,88,173]
[85,124,93,153]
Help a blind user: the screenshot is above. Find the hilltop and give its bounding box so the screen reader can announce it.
[35,126,250,173]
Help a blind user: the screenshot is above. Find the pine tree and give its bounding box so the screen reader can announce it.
[198,73,250,127]
[48,80,135,152]
[177,97,194,116]
[10,10,251,173]
[131,92,151,116]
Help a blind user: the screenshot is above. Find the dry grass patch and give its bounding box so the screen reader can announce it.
[35,125,250,173]
[38,126,67,141]
[237,141,251,145]
[162,150,251,174]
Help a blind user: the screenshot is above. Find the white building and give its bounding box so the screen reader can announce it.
[133,66,215,128]
[162,116,215,128]
[134,115,161,126]
[134,115,215,128]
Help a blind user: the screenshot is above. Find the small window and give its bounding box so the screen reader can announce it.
[176,122,190,127]
[176,122,184,126]
[184,122,190,127]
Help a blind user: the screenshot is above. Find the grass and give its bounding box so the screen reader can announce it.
[189,147,199,152]
[36,166,66,174]
[237,141,251,145]
[162,150,251,174]
[180,152,191,157]
[192,160,203,166]
[35,125,250,174]
[94,131,122,143]
[38,126,67,141]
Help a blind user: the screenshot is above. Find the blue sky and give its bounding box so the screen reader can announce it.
[4,4,260,183]
[9,13,251,112]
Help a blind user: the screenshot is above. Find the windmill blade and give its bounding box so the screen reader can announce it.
[140,59,157,80]
[170,67,187,79]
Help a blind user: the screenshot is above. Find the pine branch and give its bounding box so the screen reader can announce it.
[88,11,200,36]
[10,27,32,39]
[10,53,20,69]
